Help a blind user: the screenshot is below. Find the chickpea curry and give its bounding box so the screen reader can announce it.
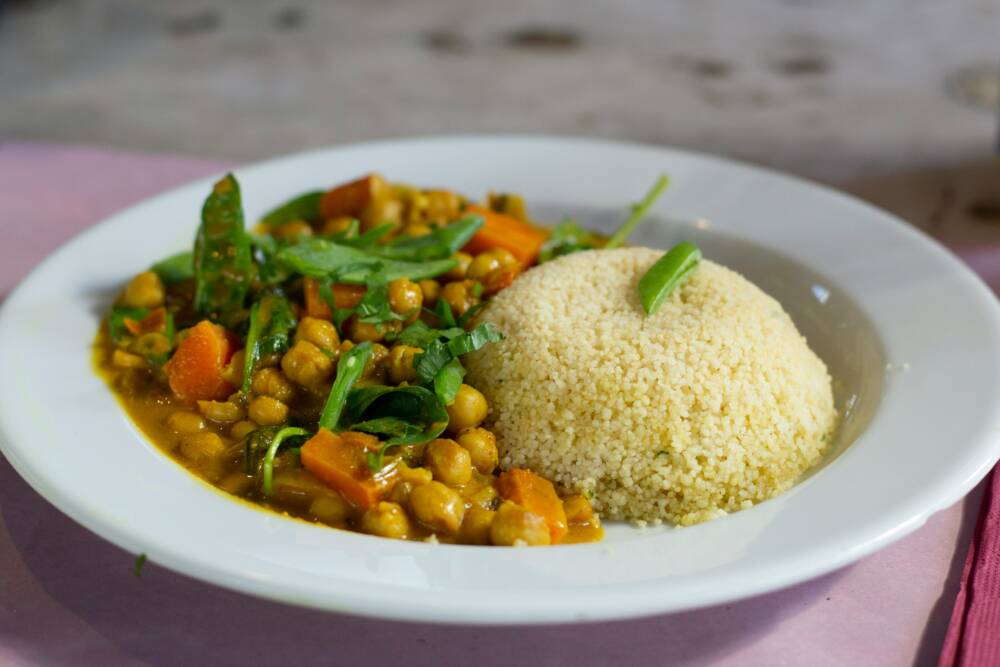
[96,173,606,546]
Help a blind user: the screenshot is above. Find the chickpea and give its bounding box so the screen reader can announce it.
[563,494,597,525]
[121,271,165,309]
[386,345,420,385]
[197,399,245,424]
[456,427,499,474]
[388,481,415,505]
[180,432,226,464]
[468,483,499,510]
[443,252,473,281]
[130,332,171,360]
[166,410,205,435]
[309,494,352,525]
[295,317,340,351]
[271,220,313,241]
[409,481,465,534]
[111,349,146,369]
[221,348,246,387]
[424,438,472,487]
[251,367,295,403]
[397,462,433,486]
[446,384,488,433]
[248,395,289,426]
[387,279,423,320]
[466,252,502,282]
[230,420,258,440]
[490,501,551,546]
[401,223,432,237]
[362,343,389,382]
[440,280,479,318]
[460,507,496,545]
[360,198,403,233]
[424,190,462,221]
[418,279,441,305]
[281,340,334,387]
[218,471,255,496]
[322,216,356,235]
[347,318,402,344]
[360,501,411,539]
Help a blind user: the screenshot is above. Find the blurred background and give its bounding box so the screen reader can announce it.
[1,0,998,232]
[2,0,998,179]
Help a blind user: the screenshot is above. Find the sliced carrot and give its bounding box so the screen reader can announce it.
[462,205,547,265]
[300,429,399,510]
[318,173,387,220]
[165,320,236,402]
[496,468,569,543]
[303,278,366,320]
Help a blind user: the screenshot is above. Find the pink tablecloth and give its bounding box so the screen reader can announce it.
[0,142,989,667]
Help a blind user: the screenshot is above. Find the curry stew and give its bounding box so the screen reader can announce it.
[96,173,602,546]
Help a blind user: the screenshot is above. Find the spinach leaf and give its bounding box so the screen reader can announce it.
[431,299,457,327]
[276,239,457,283]
[373,215,484,261]
[150,251,194,285]
[433,357,465,406]
[353,270,407,325]
[193,174,253,327]
[240,295,297,393]
[338,223,394,248]
[349,416,418,438]
[343,385,449,470]
[413,340,454,384]
[260,190,323,228]
[413,323,503,383]
[538,219,597,263]
[446,322,503,356]
[318,342,373,431]
[396,321,464,348]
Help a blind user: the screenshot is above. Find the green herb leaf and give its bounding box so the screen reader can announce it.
[446,322,503,356]
[432,299,457,327]
[413,323,502,383]
[373,215,485,261]
[637,241,702,315]
[319,341,373,431]
[433,357,466,406]
[240,295,297,393]
[261,426,310,496]
[260,190,323,228]
[150,251,194,285]
[414,339,454,384]
[277,239,457,283]
[344,385,449,470]
[605,174,670,249]
[338,222,394,248]
[397,321,465,348]
[133,553,147,578]
[350,416,418,438]
[354,269,407,325]
[193,174,254,327]
[539,219,596,263]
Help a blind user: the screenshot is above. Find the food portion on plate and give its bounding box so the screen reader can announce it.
[95,170,835,545]
[467,248,836,526]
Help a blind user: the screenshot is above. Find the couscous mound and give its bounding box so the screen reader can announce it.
[465,247,836,526]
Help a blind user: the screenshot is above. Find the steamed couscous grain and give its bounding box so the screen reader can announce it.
[465,247,836,526]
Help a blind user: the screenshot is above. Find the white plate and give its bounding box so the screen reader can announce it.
[1,136,999,624]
